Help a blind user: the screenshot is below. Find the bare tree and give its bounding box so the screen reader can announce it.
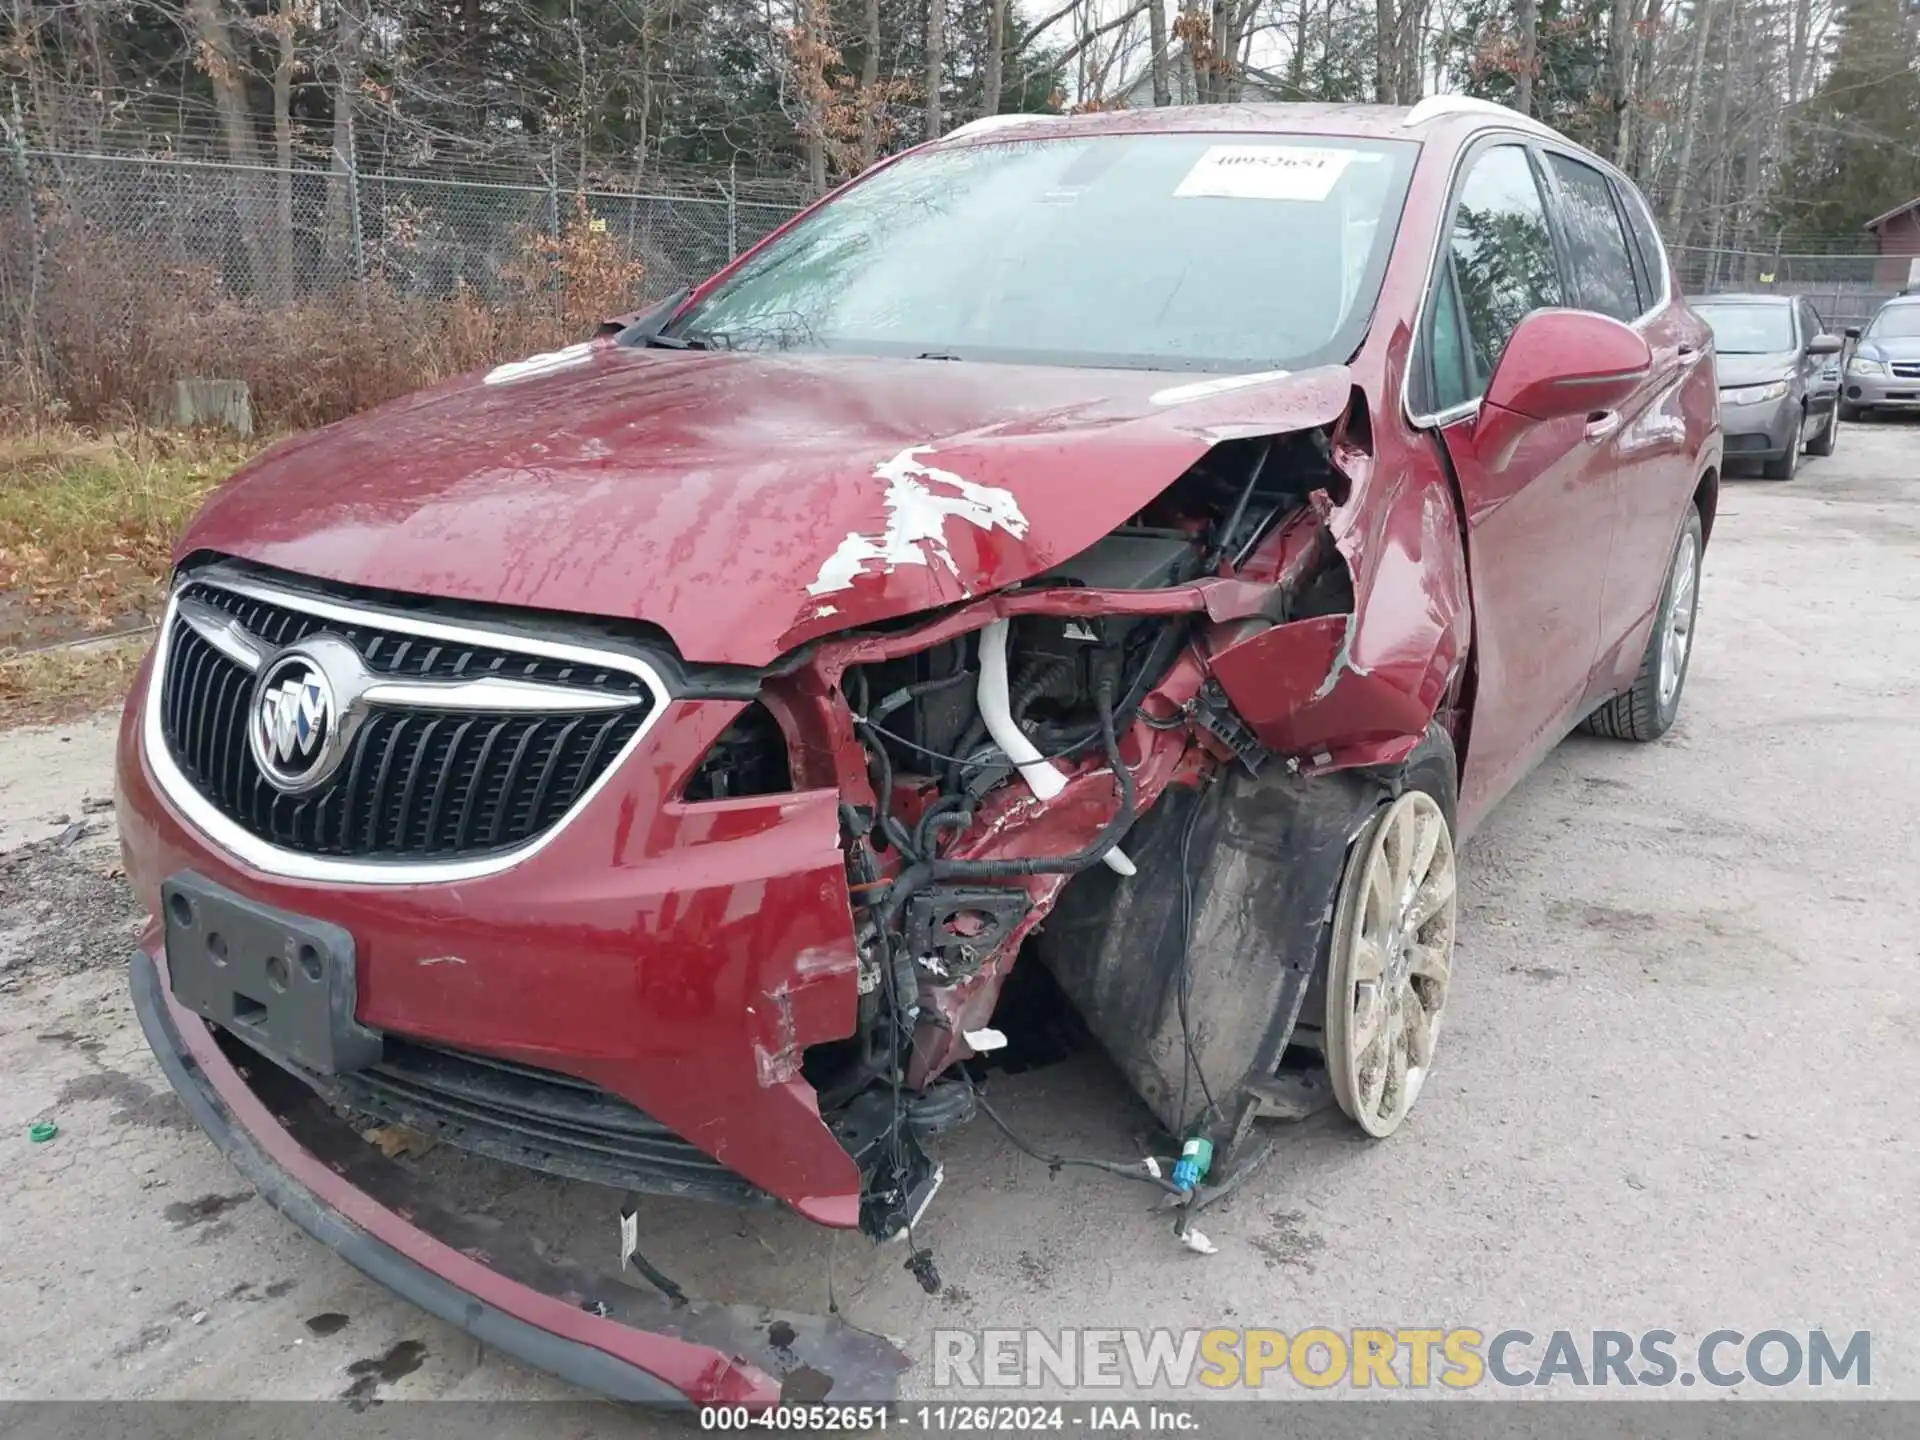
[925,0,944,138]
[1148,0,1172,105]
[861,0,885,156]
[1605,0,1639,160]
[1666,0,1718,229]
[1513,0,1538,115]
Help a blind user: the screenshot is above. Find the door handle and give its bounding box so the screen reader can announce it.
[1676,342,1704,366]
[1584,410,1623,441]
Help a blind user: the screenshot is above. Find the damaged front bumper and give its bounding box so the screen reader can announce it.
[130,945,910,1405]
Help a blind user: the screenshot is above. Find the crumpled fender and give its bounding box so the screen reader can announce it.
[1205,401,1470,771]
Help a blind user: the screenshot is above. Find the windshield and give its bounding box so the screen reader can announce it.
[663,133,1419,372]
[1866,304,1920,340]
[1695,303,1794,354]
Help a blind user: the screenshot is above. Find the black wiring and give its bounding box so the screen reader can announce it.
[914,792,974,858]
[864,723,923,859]
[1175,779,1222,1128]
[966,1075,1181,1196]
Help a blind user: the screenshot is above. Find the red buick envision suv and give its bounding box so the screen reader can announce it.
[119,98,1720,1404]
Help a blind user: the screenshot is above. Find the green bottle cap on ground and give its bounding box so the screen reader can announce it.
[28,1120,57,1143]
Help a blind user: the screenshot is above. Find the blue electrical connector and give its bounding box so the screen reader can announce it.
[1171,1136,1214,1194]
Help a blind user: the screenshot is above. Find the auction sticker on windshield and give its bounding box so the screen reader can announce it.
[1174,144,1355,202]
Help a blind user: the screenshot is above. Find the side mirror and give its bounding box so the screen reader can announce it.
[1807,333,1844,356]
[1483,309,1654,422]
[1845,326,1863,341]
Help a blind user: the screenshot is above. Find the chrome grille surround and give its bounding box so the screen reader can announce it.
[142,569,672,885]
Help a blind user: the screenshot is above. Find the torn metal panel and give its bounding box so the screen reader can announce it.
[1207,434,1469,769]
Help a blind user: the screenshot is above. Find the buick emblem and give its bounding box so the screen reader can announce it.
[250,650,343,792]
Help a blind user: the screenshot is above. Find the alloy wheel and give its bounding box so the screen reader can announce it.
[1325,789,1459,1138]
[1657,529,1700,710]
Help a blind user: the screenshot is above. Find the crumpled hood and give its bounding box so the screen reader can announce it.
[180,345,1352,667]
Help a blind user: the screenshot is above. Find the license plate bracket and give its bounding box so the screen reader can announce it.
[161,872,383,1076]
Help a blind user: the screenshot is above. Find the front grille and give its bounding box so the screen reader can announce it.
[157,574,657,861]
[299,1038,770,1207]
[1891,363,1920,379]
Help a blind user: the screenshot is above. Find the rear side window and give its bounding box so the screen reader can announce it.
[1431,144,1565,411]
[1546,154,1640,321]
[1614,179,1669,307]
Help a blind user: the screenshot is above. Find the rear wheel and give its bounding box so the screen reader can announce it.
[1324,787,1459,1138]
[1806,405,1839,457]
[1581,503,1703,742]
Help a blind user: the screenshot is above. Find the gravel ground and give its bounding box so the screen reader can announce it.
[1,424,1916,1412]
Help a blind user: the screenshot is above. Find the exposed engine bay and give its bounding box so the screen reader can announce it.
[718,420,1420,1252]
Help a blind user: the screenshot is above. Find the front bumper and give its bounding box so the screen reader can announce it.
[1843,372,1920,409]
[130,945,909,1404]
[116,647,869,1226]
[1717,393,1802,460]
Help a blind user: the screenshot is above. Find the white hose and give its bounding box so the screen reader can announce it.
[976,620,1135,877]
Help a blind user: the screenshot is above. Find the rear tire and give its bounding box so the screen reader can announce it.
[1581,504,1703,743]
[1805,406,1839,457]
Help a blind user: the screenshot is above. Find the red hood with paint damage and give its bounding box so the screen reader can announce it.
[179,344,1351,666]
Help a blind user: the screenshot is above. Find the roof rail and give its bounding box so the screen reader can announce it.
[1403,94,1556,136]
[941,113,1058,142]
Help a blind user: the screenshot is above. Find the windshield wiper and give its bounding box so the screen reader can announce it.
[916,351,963,361]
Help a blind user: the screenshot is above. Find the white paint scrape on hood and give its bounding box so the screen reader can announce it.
[806,446,1031,597]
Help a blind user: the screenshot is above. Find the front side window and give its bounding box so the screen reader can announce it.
[1694,303,1795,354]
[1546,154,1640,321]
[662,133,1419,372]
[1429,144,1565,411]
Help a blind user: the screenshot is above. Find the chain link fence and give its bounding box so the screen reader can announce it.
[1,148,801,332]
[0,147,803,423]
[5,144,1914,419]
[1669,244,1904,333]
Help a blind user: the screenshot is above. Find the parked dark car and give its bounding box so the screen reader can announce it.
[1693,293,1844,479]
[117,99,1722,1405]
[1841,294,1920,420]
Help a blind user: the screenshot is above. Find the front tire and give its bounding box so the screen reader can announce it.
[1324,785,1459,1138]
[1806,405,1839,457]
[1761,426,1801,480]
[1581,503,1703,742]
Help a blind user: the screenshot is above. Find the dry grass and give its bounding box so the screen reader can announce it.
[5,195,648,433]
[0,637,147,728]
[0,426,262,641]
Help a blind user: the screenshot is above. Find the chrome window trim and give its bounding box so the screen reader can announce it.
[1401,127,1671,433]
[142,572,674,886]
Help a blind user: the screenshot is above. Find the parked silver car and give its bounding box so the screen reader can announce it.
[1840,295,1920,421]
[1695,294,1844,481]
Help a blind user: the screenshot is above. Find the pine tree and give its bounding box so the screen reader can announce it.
[1774,0,1920,235]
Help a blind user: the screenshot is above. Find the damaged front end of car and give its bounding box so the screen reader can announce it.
[765,372,1470,1239]
[120,355,1469,1407]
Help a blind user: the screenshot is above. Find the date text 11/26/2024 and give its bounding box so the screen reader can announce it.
[700,1405,1198,1431]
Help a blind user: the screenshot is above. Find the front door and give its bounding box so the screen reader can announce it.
[1421,142,1617,827]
